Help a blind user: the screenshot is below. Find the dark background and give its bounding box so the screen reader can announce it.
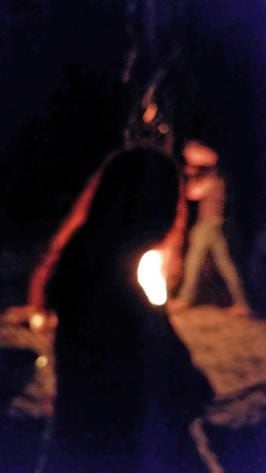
[0,0,265,311]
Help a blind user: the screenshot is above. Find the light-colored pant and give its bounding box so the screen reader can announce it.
[178,219,247,305]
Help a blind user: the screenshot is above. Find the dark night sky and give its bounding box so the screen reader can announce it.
[0,0,265,310]
[0,0,126,150]
[0,1,265,152]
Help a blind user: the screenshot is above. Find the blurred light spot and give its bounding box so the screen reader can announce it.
[142,102,158,123]
[30,313,45,331]
[158,122,169,134]
[137,250,167,306]
[183,142,218,166]
[35,355,48,369]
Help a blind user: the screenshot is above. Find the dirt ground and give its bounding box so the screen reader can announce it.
[168,303,266,473]
[1,303,266,472]
[168,304,266,424]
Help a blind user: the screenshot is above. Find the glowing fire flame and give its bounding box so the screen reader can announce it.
[137,250,167,306]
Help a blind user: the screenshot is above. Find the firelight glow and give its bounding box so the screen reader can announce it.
[30,313,45,331]
[137,250,167,306]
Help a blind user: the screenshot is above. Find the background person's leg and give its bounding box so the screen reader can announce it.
[176,222,210,307]
[210,226,251,315]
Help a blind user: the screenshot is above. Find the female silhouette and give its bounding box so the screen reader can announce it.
[47,146,212,473]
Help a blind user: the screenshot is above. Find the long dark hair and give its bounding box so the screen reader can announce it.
[82,145,178,253]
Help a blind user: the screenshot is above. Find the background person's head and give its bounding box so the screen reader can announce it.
[182,140,219,168]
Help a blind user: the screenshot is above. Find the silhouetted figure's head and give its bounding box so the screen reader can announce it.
[86,146,178,254]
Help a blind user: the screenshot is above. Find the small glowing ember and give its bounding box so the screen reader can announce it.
[137,250,167,306]
[35,355,48,369]
[158,122,169,134]
[142,102,158,123]
[30,313,45,331]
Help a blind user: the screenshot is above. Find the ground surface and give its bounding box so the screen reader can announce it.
[168,303,266,473]
[1,303,266,472]
[168,304,266,427]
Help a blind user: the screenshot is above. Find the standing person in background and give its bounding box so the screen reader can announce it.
[174,140,252,316]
